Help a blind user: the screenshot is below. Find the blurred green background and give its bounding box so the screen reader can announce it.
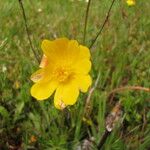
[0,0,150,149]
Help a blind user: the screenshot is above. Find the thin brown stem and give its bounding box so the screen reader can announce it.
[108,86,150,97]
[89,0,116,49]
[83,0,92,44]
[18,0,40,63]
[97,130,110,149]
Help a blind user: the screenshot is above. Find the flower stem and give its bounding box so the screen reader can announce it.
[89,0,116,49]
[83,0,92,44]
[18,0,40,63]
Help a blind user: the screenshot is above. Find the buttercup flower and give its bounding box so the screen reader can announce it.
[30,38,92,109]
[126,0,135,6]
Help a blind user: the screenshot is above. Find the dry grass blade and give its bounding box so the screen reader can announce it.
[108,86,150,96]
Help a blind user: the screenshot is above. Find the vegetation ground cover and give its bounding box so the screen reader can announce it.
[0,0,150,149]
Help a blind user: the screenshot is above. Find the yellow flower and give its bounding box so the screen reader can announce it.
[126,0,135,6]
[30,38,92,109]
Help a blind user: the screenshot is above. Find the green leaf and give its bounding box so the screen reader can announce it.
[0,106,9,119]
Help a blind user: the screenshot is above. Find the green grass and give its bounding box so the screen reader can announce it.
[0,0,150,149]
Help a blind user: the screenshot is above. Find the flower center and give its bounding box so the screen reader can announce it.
[53,67,71,82]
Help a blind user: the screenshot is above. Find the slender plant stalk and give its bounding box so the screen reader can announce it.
[97,130,110,149]
[18,0,40,63]
[83,0,92,44]
[89,0,116,49]
[108,86,150,96]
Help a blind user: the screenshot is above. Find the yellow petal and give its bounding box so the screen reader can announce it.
[41,38,69,62]
[79,45,90,60]
[54,81,79,106]
[31,80,58,100]
[75,75,92,92]
[30,69,44,83]
[52,40,80,65]
[57,40,80,64]
[73,59,91,75]
[30,66,54,83]
[54,38,69,51]
[41,40,56,60]
[67,40,79,60]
